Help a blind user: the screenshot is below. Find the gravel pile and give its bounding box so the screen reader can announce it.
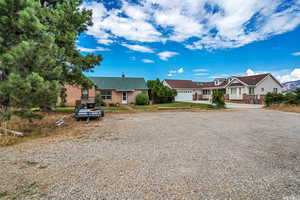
[0,109,300,199]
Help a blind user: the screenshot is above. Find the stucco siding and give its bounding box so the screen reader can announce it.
[254,75,282,95]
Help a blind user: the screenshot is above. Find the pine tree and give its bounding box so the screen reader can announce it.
[0,0,102,120]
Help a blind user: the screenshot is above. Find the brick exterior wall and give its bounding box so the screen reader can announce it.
[242,94,265,104]
[97,89,148,105]
[58,85,96,107]
[60,85,148,107]
[128,90,148,104]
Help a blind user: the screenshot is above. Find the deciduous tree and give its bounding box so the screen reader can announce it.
[147,79,177,104]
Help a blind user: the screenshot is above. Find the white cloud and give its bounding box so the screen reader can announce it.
[194,73,209,76]
[158,51,179,60]
[80,2,112,45]
[81,1,161,44]
[167,67,184,76]
[121,43,154,53]
[81,0,300,50]
[77,46,109,52]
[193,69,208,72]
[177,67,184,73]
[292,52,300,56]
[246,68,258,76]
[276,68,300,82]
[142,59,154,63]
[97,39,114,45]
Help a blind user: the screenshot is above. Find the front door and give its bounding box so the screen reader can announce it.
[122,92,128,104]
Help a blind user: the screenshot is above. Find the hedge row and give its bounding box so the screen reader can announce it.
[265,88,300,106]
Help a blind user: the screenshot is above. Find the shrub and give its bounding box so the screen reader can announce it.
[294,88,300,104]
[94,94,104,106]
[135,93,149,105]
[264,92,286,106]
[284,93,297,104]
[212,91,225,108]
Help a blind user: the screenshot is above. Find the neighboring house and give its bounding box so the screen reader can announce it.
[162,79,200,101]
[62,74,148,106]
[163,73,282,104]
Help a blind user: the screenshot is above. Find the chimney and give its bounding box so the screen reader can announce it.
[121,73,125,78]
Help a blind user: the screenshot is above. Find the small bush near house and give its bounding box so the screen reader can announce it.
[135,93,149,105]
[95,94,105,106]
[212,92,225,108]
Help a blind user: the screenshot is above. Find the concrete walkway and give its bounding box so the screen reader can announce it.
[183,100,264,109]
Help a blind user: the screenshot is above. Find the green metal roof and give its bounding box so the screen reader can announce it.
[88,77,148,91]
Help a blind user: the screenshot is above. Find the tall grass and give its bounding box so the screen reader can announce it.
[0,112,77,147]
[267,104,300,113]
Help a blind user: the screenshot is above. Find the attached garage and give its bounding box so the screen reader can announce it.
[163,79,197,102]
[175,90,193,101]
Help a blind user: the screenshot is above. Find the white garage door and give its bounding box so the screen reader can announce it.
[175,90,193,101]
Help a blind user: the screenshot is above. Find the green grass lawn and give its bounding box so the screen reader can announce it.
[132,105,158,110]
[133,102,214,110]
[53,106,129,112]
[103,106,129,111]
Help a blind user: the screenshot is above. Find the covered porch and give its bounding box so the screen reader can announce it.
[196,88,226,100]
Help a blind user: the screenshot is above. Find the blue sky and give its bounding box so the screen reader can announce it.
[78,0,300,83]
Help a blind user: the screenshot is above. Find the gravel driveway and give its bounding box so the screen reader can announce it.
[1,109,300,199]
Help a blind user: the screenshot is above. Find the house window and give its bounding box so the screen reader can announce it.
[239,88,242,95]
[230,88,237,95]
[101,91,112,100]
[81,89,89,99]
[261,88,264,92]
[273,88,278,93]
[248,87,255,95]
[203,90,211,95]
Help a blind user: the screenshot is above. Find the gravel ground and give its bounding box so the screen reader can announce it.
[0,109,300,199]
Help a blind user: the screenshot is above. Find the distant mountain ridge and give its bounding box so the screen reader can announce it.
[282,80,300,93]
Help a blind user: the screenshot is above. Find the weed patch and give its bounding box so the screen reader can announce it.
[24,160,39,166]
[0,191,8,198]
[0,112,84,147]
